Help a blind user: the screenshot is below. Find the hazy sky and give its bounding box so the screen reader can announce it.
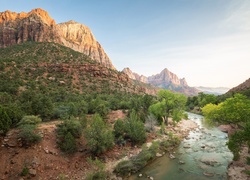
[1,0,250,88]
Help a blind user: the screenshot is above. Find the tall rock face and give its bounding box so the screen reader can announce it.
[0,8,115,69]
[57,21,115,69]
[122,67,199,96]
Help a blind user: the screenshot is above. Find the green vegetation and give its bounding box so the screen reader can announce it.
[86,158,108,180]
[202,93,250,160]
[149,90,187,125]
[85,114,114,155]
[56,119,83,153]
[186,92,217,113]
[20,167,29,176]
[114,142,160,176]
[0,42,157,134]
[17,116,42,147]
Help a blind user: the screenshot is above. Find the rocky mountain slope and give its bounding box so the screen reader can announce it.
[122,67,198,96]
[0,8,115,69]
[227,78,250,94]
[0,42,157,96]
[225,78,250,98]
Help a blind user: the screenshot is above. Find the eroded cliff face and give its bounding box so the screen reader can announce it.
[57,21,115,69]
[0,8,115,69]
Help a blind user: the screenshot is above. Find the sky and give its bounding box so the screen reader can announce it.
[0,0,250,88]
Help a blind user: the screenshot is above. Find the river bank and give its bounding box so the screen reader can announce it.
[125,113,234,180]
[105,117,198,179]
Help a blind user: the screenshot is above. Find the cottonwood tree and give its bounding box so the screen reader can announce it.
[202,93,250,160]
[149,90,187,125]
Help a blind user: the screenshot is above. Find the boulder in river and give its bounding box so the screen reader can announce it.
[169,154,175,159]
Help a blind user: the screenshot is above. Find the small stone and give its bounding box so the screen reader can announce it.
[44,148,49,154]
[169,154,175,159]
[179,161,185,164]
[156,153,163,157]
[29,169,36,176]
[138,173,143,177]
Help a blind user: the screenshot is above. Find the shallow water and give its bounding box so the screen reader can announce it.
[130,113,233,180]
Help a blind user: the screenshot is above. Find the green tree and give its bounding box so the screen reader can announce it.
[202,93,250,160]
[125,110,146,145]
[149,90,187,125]
[59,132,77,153]
[85,114,114,155]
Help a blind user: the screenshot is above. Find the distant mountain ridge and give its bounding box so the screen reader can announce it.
[122,67,199,96]
[195,86,230,95]
[0,8,115,69]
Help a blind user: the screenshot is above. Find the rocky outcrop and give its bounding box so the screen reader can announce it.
[0,8,115,69]
[122,67,199,96]
[122,67,148,83]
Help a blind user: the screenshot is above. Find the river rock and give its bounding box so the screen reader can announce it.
[200,157,219,166]
[169,154,175,159]
[203,171,214,177]
[156,153,163,157]
[183,144,191,148]
[179,161,185,164]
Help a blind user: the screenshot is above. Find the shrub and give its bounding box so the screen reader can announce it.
[86,158,108,180]
[59,132,76,153]
[57,119,82,138]
[18,124,41,147]
[85,114,114,155]
[18,115,42,126]
[56,119,82,153]
[0,106,11,135]
[124,110,146,146]
[20,167,29,176]
[113,119,125,138]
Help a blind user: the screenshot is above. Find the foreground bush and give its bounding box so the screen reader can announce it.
[18,124,41,147]
[56,119,82,153]
[85,114,114,155]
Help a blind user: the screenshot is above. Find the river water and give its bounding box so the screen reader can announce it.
[130,112,233,180]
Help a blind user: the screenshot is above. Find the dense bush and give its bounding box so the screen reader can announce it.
[125,110,146,145]
[18,124,41,147]
[85,114,114,155]
[57,119,82,138]
[56,119,83,153]
[59,132,77,153]
[18,115,42,126]
[0,106,11,135]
